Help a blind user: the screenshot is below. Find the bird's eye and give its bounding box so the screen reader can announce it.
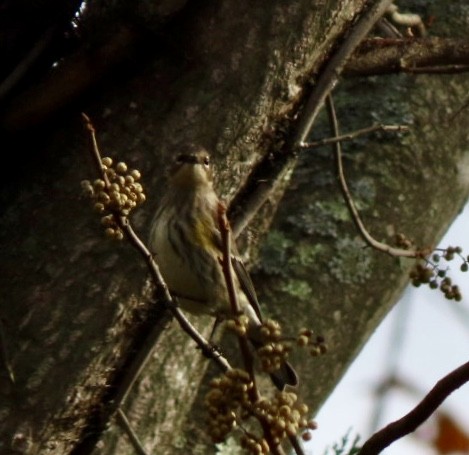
[203,156,210,167]
[176,154,184,163]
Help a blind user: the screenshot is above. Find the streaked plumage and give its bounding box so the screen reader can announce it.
[149,145,297,390]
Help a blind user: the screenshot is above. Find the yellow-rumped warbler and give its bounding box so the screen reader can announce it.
[149,144,297,390]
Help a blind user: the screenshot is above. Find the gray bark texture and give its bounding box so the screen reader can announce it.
[0,0,468,454]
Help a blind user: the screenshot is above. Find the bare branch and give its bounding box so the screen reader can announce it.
[324,96,428,258]
[358,361,469,455]
[229,0,394,237]
[292,0,394,146]
[217,206,258,393]
[300,123,409,149]
[218,207,286,455]
[115,409,149,455]
[345,37,469,77]
[401,64,469,74]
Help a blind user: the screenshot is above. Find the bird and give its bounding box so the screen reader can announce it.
[148,144,298,390]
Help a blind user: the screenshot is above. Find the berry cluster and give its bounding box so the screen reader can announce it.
[226,314,251,337]
[81,157,145,240]
[438,277,462,301]
[205,368,316,453]
[410,246,467,301]
[205,368,253,444]
[297,329,327,357]
[252,391,316,444]
[256,320,293,374]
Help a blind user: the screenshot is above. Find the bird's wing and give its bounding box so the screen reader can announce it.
[231,256,263,323]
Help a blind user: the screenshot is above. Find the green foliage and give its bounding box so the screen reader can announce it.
[323,429,361,455]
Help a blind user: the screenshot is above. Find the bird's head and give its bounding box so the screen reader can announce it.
[168,144,213,188]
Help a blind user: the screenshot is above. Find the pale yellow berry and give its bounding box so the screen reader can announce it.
[116,162,128,173]
[297,335,309,347]
[93,179,105,190]
[94,202,105,212]
[98,191,110,204]
[102,157,113,167]
[105,168,116,180]
[130,169,141,180]
[105,227,115,237]
[101,215,115,226]
[286,423,297,436]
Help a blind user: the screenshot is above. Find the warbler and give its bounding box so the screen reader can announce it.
[148,144,298,390]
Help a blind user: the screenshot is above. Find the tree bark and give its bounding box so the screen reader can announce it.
[0,1,468,454]
[345,37,469,76]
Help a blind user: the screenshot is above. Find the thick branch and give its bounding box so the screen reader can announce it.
[359,361,469,455]
[345,37,469,76]
[228,0,393,237]
[0,26,138,132]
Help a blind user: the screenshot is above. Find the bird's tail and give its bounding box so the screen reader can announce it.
[247,325,299,391]
[269,360,298,391]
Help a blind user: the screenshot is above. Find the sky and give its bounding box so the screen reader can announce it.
[306,202,469,455]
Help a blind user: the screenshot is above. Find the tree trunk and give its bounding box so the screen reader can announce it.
[0,0,467,454]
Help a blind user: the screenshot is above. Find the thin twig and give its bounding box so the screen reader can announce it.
[358,360,469,455]
[289,434,305,455]
[217,206,286,455]
[401,64,469,74]
[217,205,258,394]
[375,17,403,38]
[115,408,149,455]
[300,124,409,149]
[324,96,428,258]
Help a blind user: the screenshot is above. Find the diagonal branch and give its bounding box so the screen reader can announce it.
[229,0,394,237]
[358,360,469,455]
